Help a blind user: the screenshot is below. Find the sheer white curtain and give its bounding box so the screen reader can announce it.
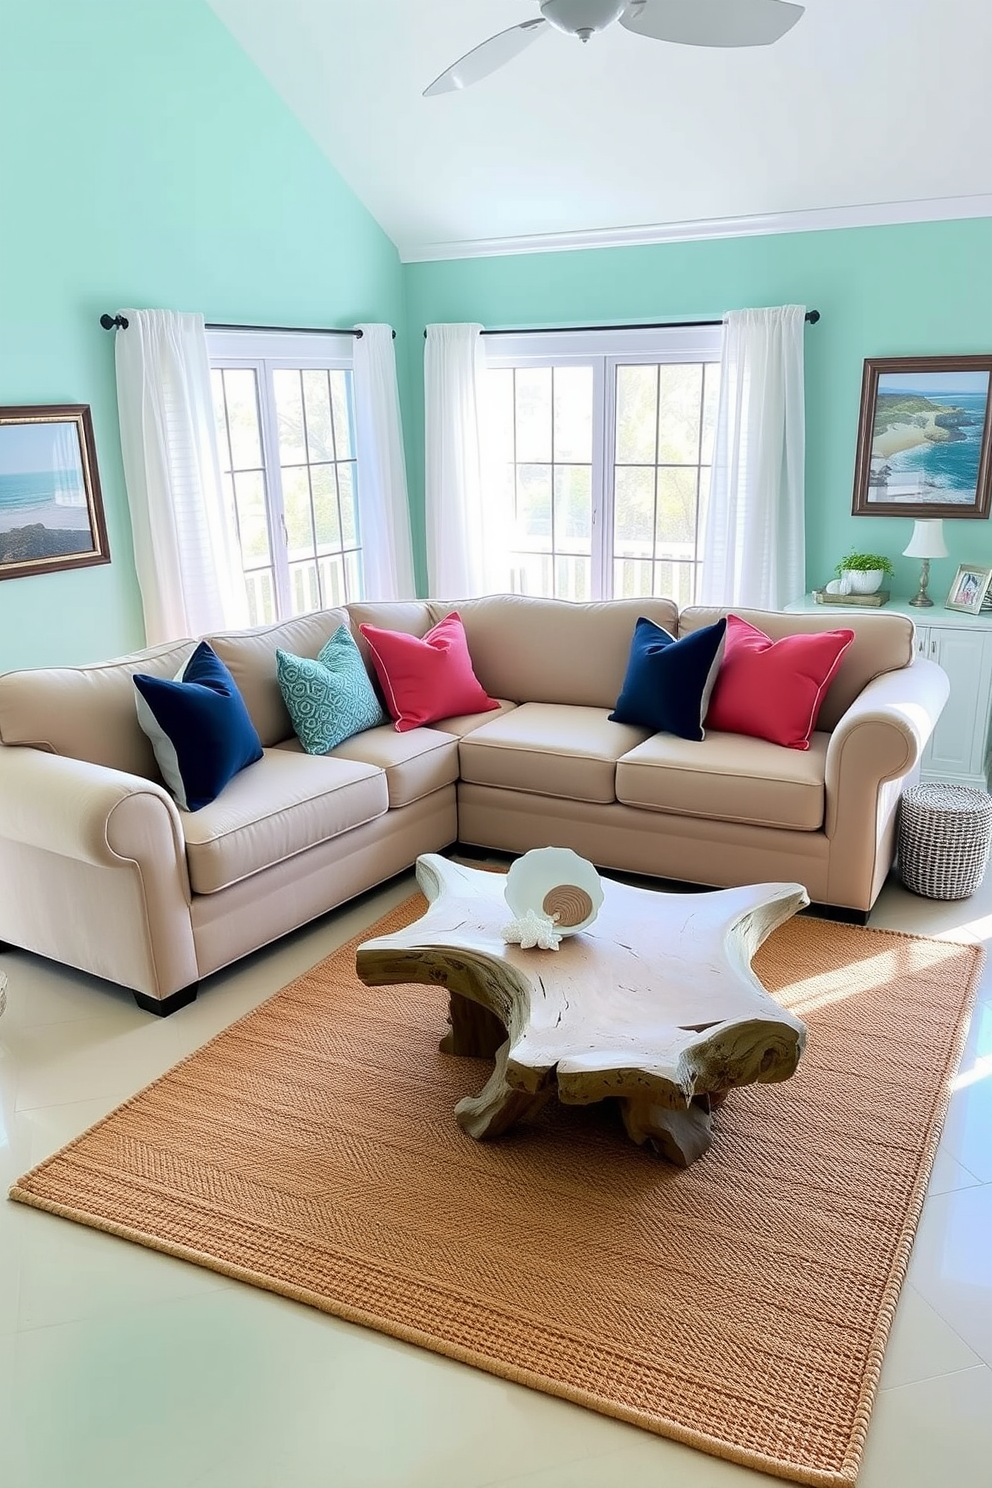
[114,309,246,643]
[699,305,806,610]
[353,323,416,600]
[424,323,505,597]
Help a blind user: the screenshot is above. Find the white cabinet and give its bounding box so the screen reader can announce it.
[914,622,992,789]
[787,597,992,790]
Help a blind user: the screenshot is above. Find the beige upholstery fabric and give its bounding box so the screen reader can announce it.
[457,784,832,900]
[0,640,193,776]
[344,601,435,685]
[433,594,679,708]
[191,789,457,980]
[429,699,518,736]
[459,703,649,805]
[181,749,387,895]
[823,658,950,908]
[0,596,950,1000]
[207,609,351,746]
[0,838,197,1000]
[679,607,915,733]
[0,746,197,998]
[276,724,460,810]
[616,732,828,832]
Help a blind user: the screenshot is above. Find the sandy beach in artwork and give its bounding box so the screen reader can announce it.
[0,500,89,534]
[872,411,954,460]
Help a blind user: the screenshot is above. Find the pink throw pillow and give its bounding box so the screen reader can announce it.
[359,612,498,733]
[705,615,855,751]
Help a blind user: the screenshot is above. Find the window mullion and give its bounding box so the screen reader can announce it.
[257,358,291,619]
[593,357,614,601]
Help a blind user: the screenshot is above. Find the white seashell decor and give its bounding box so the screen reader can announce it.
[504,847,604,940]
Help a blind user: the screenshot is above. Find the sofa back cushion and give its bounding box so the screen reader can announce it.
[431,594,680,708]
[206,609,351,746]
[678,607,915,732]
[345,601,436,677]
[0,639,194,776]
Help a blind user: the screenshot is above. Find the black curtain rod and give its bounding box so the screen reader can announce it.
[100,315,396,339]
[423,310,820,338]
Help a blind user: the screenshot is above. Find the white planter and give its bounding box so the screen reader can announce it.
[842,569,885,594]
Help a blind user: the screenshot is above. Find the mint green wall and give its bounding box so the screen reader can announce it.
[0,0,405,670]
[404,218,992,602]
[5,0,990,646]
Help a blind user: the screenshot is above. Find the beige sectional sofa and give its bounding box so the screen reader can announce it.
[0,594,948,1012]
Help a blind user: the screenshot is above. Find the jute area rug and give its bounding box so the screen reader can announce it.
[10,897,982,1487]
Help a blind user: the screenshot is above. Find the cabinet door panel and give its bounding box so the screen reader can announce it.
[922,627,992,784]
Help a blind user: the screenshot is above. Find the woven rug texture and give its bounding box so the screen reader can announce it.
[9,898,982,1488]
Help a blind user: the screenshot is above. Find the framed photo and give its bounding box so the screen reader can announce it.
[944,564,992,614]
[0,405,110,582]
[851,355,992,518]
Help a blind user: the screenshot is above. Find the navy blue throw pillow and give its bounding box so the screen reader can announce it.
[133,641,263,811]
[609,617,728,741]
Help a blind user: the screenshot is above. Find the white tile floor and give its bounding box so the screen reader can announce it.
[0,867,989,1488]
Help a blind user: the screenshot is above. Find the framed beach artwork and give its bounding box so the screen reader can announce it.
[0,405,110,581]
[851,355,992,518]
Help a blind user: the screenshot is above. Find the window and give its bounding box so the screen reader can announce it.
[482,326,721,606]
[208,330,363,625]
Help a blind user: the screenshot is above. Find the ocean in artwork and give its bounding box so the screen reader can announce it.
[869,372,990,503]
[0,468,91,559]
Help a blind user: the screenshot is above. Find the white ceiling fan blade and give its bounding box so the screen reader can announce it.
[424,19,550,97]
[620,0,804,48]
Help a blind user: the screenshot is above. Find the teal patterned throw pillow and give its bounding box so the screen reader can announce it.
[276,626,387,754]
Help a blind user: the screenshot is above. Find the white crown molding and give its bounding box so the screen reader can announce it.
[399,193,992,264]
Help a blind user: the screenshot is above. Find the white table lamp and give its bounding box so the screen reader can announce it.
[903,519,948,607]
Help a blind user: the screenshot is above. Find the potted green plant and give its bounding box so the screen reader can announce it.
[833,550,896,595]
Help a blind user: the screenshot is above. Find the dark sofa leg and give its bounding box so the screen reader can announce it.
[133,982,199,1016]
[804,903,871,927]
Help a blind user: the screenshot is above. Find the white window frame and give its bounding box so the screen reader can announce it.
[483,325,722,601]
[208,329,360,620]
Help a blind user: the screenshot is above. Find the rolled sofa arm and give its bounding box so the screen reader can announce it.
[823,657,950,909]
[0,746,198,1001]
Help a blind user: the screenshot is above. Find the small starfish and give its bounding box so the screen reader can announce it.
[501,908,563,951]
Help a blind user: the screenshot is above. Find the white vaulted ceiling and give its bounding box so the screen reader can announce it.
[206,0,992,260]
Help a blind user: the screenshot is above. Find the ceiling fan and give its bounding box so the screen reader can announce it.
[424,0,804,96]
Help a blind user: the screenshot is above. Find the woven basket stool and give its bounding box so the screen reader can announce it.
[897,783,992,899]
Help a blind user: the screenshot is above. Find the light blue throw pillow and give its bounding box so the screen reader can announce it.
[276,625,387,754]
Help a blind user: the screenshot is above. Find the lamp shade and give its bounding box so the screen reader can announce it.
[903,519,949,559]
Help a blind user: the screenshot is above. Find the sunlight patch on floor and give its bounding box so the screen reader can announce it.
[776,938,971,1017]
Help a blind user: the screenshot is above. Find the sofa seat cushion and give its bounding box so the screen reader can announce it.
[181,748,388,894]
[275,724,459,809]
[615,731,829,832]
[459,704,650,805]
[430,699,518,737]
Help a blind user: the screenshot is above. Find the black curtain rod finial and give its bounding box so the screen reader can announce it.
[99,315,396,338]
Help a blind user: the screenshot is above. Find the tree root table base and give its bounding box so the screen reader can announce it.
[356,855,809,1167]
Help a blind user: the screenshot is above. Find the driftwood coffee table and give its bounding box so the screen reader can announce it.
[356,855,809,1166]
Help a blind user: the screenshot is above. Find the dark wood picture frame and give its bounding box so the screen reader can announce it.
[0,404,110,581]
[852,355,992,519]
